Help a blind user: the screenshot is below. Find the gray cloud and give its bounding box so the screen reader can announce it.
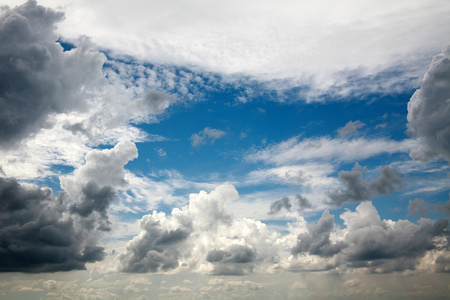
[407,43,450,162]
[207,245,256,276]
[408,198,430,217]
[337,120,365,137]
[0,178,108,272]
[268,194,312,215]
[341,201,448,273]
[118,212,192,273]
[296,194,313,211]
[190,127,226,147]
[327,165,403,206]
[268,196,291,215]
[368,166,404,195]
[291,210,347,257]
[435,255,450,273]
[0,0,107,148]
[70,181,116,231]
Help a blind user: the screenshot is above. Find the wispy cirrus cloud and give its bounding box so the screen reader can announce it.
[246,136,416,166]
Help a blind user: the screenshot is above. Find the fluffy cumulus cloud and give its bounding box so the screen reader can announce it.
[327,164,404,206]
[407,43,450,162]
[60,140,138,197]
[288,201,449,273]
[0,0,106,148]
[291,210,347,257]
[340,202,448,273]
[0,141,137,272]
[0,1,180,181]
[118,183,280,276]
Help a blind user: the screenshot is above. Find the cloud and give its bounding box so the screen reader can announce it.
[268,196,291,215]
[340,201,448,273]
[296,194,313,211]
[408,198,430,217]
[246,136,415,166]
[118,210,192,273]
[60,140,138,197]
[337,121,365,137]
[0,0,107,148]
[190,127,226,147]
[327,164,404,206]
[407,43,450,162]
[0,140,141,273]
[268,194,312,215]
[207,245,257,275]
[287,201,449,273]
[0,178,106,272]
[118,183,280,275]
[292,210,347,258]
[19,0,450,99]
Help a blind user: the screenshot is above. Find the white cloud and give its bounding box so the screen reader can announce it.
[5,0,449,98]
[117,183,281,275]
[60,140,138,197]
[337,121,365,137]
[246,163,336,188]
[190,127,226,147]
[246,136,416,166]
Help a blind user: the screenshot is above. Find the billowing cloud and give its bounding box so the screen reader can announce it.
[0,140,139,272]
[340,201,448,273]
[407,43,450,162]
[0,0,106,148]
[190,127,226,147]
[327,165,404,206]
[206,245,256,275]
[291,210,347,257]
[118,183,280,275]
[0,178,106,272]
[60,140,138,197]
[337,120,365,137]
[287,201,449,274]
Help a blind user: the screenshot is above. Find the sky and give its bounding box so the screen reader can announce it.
[0,0,449,299]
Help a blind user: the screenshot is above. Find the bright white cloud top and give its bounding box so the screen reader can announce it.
[0,1,449,299]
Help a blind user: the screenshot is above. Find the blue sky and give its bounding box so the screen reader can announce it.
[1,0,450,299]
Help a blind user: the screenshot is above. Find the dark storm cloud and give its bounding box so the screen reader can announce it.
[291,210,347,257]
[327,165,403,206]
[207,245,256,276]
[0,177,111,272]
[0,0,106,148]
[268,196,291,215]
[71,181,116,218]
[407,43,450,162]
[118,213,192,273]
